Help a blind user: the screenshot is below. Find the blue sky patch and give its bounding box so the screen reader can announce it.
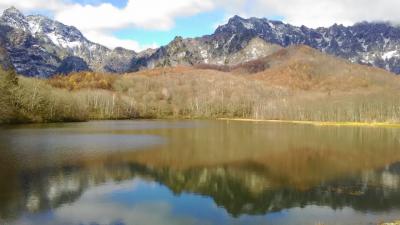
[69,0,128,8]
[113,9,226,47]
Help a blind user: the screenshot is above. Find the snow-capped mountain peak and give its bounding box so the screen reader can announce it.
[0,6,30,32]
[27,15,86,49]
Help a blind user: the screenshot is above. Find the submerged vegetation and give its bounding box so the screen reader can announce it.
[1,65,400,124]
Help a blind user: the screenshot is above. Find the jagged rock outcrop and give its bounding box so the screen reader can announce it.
[0,7,136,77]
[104,47,137,73]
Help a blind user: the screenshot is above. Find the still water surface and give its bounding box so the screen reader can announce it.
[1,120,400,225]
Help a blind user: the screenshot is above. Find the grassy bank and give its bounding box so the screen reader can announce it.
[1,67,400,124]
[218,118,400,128]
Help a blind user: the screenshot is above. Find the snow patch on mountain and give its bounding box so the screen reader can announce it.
[46,32,82,49]
[28,20,41,34]
[242,22,254,30]
[382,50,399,60]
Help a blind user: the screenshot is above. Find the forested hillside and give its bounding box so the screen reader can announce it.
[1,62,400,124]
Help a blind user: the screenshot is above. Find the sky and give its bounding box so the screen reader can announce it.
[0,0,399,51]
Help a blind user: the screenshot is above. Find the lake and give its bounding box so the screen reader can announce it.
[0,120,400,225]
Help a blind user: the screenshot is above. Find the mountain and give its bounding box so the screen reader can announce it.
[130,34,284,71]
[220,16,400,74]
[229,45,399,91]
[138,44,399,92]
[148,15,400,74]
[0,7,136,77]
[0,25,13,70]
[1,7,400,77]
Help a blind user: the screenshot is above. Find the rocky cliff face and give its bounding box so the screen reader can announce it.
[131,35,283,71]
[0,7,136,77]
[132,16,400,74]
[1,7,400,77]
[210,16,400,74]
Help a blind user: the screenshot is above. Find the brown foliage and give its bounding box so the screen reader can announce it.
[48,71,117,90]
[194,64,230,72]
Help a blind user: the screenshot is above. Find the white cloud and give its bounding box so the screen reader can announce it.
[55,0,215,31]
[51,0,215,51]
[36,180,204,225]
[221,0,400,28]
[0,0,66,12]
[84,30,159,51]
[212,14,233,29]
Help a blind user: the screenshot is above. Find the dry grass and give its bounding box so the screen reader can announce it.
[218,118,400,128]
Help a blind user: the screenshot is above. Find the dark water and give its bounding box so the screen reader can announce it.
[1,120,400,225]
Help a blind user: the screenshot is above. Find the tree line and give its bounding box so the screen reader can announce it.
[1,68,400,124]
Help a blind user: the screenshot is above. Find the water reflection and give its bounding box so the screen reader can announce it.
[0,120,400,224]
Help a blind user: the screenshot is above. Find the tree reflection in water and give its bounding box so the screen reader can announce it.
[0,120,400,224]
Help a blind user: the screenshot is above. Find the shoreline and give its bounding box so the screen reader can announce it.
[217,118,400,128]
[2,118,400,128]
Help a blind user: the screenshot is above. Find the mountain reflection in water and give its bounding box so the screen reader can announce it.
[0,120,400,225]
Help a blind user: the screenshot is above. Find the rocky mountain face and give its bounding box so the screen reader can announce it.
[1,7,400,77]
[0,7,136,77]
[131,16,400,75]
[208,16,400,74]
[131,35,284,71]
[0,25,14,70]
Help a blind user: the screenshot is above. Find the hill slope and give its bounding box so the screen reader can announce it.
[230,45,399,91]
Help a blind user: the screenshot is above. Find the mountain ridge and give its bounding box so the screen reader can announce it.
[1,7,400,77]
